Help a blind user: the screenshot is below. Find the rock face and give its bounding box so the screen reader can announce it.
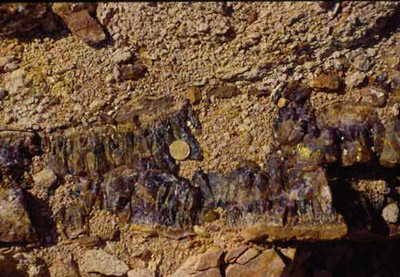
[63,9,106,45]
[172,247,288,277]
[79,249,129,276]
[0,188,36,243]
[51,3,97,19]
[309,74,341,91]
[51,3,105,45]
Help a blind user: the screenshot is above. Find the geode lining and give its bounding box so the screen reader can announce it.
[2,94,400,242]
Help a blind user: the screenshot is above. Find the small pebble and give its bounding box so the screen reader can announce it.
[187,87,202,104]
[277,97,288,108]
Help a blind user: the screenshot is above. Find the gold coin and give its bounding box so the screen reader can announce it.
[169,140,190,160]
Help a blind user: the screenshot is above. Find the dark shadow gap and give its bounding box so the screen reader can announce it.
[326,163,400,239]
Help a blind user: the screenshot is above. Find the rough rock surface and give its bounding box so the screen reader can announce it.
[79,249,129,276]
[63,9,106,45]
[226,249,286,277]
[172,247,223,277]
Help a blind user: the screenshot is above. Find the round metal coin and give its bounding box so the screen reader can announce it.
[169,140,190,160]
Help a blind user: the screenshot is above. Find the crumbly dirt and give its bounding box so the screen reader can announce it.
[2,2,400,276]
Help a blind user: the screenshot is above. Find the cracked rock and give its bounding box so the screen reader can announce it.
[172,247,223,277]
[226,249,286,277]
[5,68,30,95]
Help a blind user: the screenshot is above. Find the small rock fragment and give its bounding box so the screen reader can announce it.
[113,50,132,65]
[0,87,7,100]
[284,83,312,102]
[13,253,45,277]
[169,140,191,161]
[32,168,57,189]
[0,56,13,72]
[216,66,251,81]
[5,68,28,95]
[360,86,387,107]
[57,205,88,239]
[89,99,105,113]
[382,203,399,224]
[236,248,260,265]
[187,87,202,104]
[79,249,129,276]
[105,73,115,84]
[120,63,147,81]
[241,132,253,146]
[193,225,209,238]
[2,115,14,125]
[353,55,371,72]
[64,9,106,45]
[280,248,297,261]
[4,62,19,72]
[248,87,270,98]
[202,209,220,222]
[345,71,366,89]
[248,10,258,24]
[309,74,341,91]
[113,65,121,81]
[319,1,335,10]
[277,97,288,108]
[211,85,240,99]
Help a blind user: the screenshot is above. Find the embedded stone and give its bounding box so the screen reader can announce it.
[64,9,106,45]
[0,188,36,243]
